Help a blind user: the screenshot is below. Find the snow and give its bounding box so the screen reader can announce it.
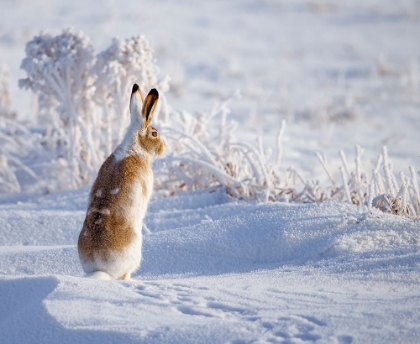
[1,0,420,342]
[1,189,420,342]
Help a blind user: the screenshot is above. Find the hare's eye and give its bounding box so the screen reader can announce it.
[152,131,158,137]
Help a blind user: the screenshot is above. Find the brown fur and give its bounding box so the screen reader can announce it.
[138,126,166,156]
[78,153,152,262]
[78,87,165,279]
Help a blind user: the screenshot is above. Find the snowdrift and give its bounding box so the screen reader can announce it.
[1,189,420,343]
[1,189,419,277]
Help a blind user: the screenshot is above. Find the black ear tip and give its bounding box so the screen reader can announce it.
[149,88,159,97]
[132,84,139,93]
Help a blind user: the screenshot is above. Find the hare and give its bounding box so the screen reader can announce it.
[78,85,165,280]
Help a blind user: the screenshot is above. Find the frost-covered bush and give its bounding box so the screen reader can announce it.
[18,29,169,189]
[370,156,420,219]
[289,145,420,219]
[92,35,170,155]
[0,117,43,193]
[153,94,420,219]
[0,61,42,193]
[0,62,15,119]
[19,28,97,187]
[153,91,287,201]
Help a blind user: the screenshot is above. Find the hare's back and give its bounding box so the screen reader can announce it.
[78,154,150,260]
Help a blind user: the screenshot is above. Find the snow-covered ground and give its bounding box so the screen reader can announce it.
[1,189,420,343]
[1,0,420,343]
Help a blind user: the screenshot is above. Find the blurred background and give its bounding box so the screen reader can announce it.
[0,0,419,194]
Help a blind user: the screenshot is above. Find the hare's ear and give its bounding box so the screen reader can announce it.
[142,88,159,128]
[129,84,144,124]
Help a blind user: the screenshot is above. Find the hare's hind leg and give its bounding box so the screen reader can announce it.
[121,272,131,280]
[121,272,140,281]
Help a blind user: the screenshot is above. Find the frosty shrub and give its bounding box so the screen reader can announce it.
[0,61,42,193]
[152,94,420,218]
[153,91,286,202]
[0,62,17,192]
[370,152,420,219]
[0,62,15,119]
[19,28,169,189]
[92,36,170,155]
[19,29,98,188]
[303,146,420,219]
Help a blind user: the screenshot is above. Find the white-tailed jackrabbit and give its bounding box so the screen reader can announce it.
[78,85,165,280]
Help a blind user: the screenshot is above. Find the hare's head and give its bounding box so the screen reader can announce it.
[130,84,165,157]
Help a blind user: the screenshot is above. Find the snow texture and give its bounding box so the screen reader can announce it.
[1,189,420,343]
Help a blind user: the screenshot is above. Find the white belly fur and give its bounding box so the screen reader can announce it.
[81,234,143,279]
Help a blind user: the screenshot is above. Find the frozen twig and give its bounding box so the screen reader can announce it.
[316,151,336,185]
[276,120,286,166]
